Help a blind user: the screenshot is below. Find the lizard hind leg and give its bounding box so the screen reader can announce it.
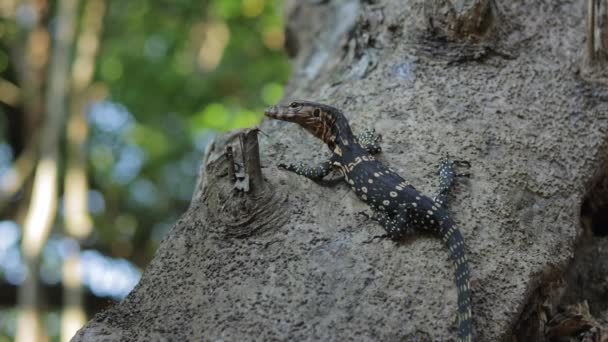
[278,160,333,181]
[362,210,412,241]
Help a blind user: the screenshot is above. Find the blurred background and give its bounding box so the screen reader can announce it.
[0,0,289,341]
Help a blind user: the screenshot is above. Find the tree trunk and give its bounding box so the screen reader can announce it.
[16,0,79,341]
[61,0,105,340]
[75,0,608,341]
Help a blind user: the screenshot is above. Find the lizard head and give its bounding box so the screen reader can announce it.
[264,100,352,147]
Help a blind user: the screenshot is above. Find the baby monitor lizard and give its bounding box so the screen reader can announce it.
[265,100,473,342]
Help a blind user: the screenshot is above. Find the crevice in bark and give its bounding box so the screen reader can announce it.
[509,242,608,341]
[582,0,608,84]
[422,0,516,64]
[512,151,608,341]
[561,153,608,317]
[511,274,566,342]
[282,0,360,95]
[580,157,608,238]
[425,0,497,41]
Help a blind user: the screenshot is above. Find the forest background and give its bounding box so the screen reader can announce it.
[0,0,289,341]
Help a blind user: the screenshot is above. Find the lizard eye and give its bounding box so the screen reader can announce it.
[313,109,320,117]
[289,102,299,108]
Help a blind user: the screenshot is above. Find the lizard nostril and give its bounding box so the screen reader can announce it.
[264,105,278,117]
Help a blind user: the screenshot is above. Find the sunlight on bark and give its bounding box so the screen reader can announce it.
[21,157,57,258]
[16,0,79,340]
[14,0,49,137]
[16,308,44,342]
[589,0,596,62]
[196,21,230,71]
[16,256,44,342]
[600,0,608,55]
[61,255,86,342]
[70,0,105,93]
[0,78,21,105]
[64,164,92,237]
[0,0,17,18]
[16,157,57,342]
[61,0,106,340]
[587,0,608,64]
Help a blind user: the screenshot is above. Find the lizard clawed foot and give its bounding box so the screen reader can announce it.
[358,212,389,243]
[439,156,471,178]
[453,160,471,178]
[362,234,389,244]
[358,210,386,223]
[452,160,471,167]
[277,162,301,172]
[357,211,371,220]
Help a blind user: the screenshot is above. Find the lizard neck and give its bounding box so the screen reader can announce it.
[325,118,357,157]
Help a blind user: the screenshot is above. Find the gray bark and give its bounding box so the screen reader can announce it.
[75,0,608,341]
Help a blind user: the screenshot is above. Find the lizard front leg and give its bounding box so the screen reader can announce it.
[361,210,412,242]
[278,160,334,181]
[355,129,382,155]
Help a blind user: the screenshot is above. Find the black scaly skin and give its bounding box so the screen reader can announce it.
[265,100,473,342]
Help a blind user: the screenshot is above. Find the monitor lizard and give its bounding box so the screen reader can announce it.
[265,100,473,342]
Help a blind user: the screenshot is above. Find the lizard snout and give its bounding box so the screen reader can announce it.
[265,104,300,122]
[264,105,279,118]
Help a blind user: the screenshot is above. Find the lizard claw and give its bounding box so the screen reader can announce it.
[358,210,386,223]
[362,234,389,244]
[357,211,371,220]
[453,159,471,178]
[438,156,472,179]
[453,160,471,168]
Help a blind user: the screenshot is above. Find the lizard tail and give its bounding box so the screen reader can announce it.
[440,219,473,342]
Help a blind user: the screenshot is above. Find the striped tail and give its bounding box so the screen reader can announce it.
[440,219,472,342]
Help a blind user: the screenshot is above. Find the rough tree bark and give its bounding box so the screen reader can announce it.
[75,0,608,341]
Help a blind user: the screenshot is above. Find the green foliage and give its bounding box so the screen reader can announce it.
[190,103,268,131]
[99,0,289,125]
[127,124,170,160]
[1,0,292,338]
[88,0,290,261]
[0,1,289,312]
